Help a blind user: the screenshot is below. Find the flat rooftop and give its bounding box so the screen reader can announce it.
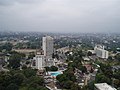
[95,83,117,90]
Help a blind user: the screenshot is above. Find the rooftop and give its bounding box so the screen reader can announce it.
[95,83,117,90]
[112,65,120,70]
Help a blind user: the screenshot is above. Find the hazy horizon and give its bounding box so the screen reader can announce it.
[0,0,120,33]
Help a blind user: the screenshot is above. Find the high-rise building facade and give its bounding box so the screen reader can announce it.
[32,36,54,70]
[35,55,45,70]
[42,36,54,57]
[94,45,108,59]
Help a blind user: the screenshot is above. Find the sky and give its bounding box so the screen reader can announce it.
[0,0,120,33]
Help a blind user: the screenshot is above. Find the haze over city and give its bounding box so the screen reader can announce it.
[0,1,120,90]
[0,0,120,33]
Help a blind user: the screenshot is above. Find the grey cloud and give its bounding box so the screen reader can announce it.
[0,0,120,33]
[0,0,15,5]
[0,0,44,5]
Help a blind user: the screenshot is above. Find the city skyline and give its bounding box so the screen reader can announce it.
[0,0,120,33]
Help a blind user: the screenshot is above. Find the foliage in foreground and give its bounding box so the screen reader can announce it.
[0,68,48,90]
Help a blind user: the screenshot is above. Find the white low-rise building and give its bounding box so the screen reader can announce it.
[94,83,117,90]
[33,52,55,70]
[94,45,108,59]
[34,54,45,70]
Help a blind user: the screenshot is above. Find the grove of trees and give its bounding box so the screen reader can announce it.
[0,68,48,90]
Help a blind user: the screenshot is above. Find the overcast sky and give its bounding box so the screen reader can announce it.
[0,0,120,33]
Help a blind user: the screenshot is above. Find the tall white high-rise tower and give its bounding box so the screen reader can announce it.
[32,36,54,70]
[42,36,54,57]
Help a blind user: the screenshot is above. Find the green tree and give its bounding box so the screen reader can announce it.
[78,66,87,73]
[50,66,58,71]
[29,76,44,86]
[56,74,68,82]
[26,61,30,65]
[23,68,37,78]
[0,73,12,87]
[64,68,76,82]
[8,54,21,69]
[68,62,76,68]
[95,73,112,85]
[27,76,47,90]
[87,81,95,90]
[87,51,92,56]
[12,73,25,86]
[2,43,13,51]
[28,53,35,59]
[114,79,120,88]
[71,84,81,90]
[0,84,5,90]
[62,80,73,89]
[108,56,113,61]
[22,65,27,70]
[6,83,19,90]
[114,54,120,61]
[45,66,50,72]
